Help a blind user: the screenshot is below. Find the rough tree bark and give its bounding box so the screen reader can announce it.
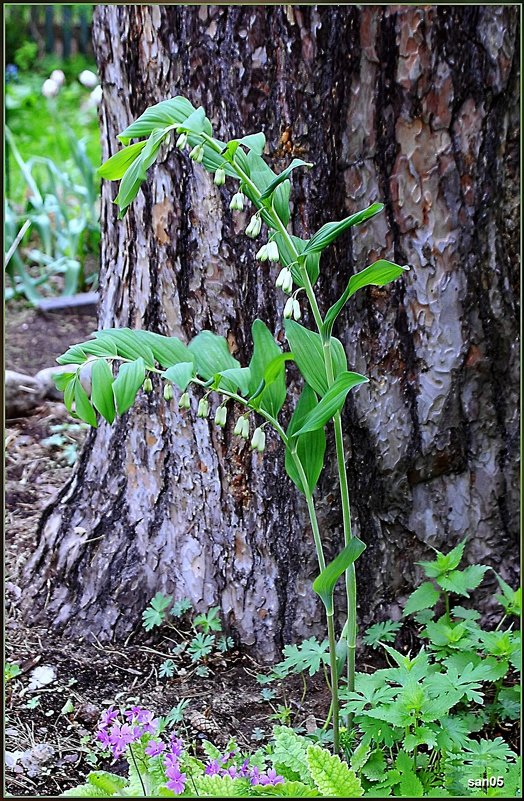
[24,5,519,660]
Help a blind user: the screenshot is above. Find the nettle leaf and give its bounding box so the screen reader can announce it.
[112,358,146,415]
[307,745,363,797]
[90,358,116,424]
[285,385,326,494]
[292,371,368,436]
[248,320,287,417]
[95,328,156,368]
[302,202,384,255]
[313,538,366,615]
[74,378,97,427]
[188,330,239,380]
[324,260,409,334]
[403,581,441,616]
[495,575,521,616]
[117,95,196,142]
[98,141,147,180]
[163,361,195,391]
[271,727,311,784]
[437,565,490,597]
[418,540,467,579]
[284,320,347,396]
[259,158,313,201]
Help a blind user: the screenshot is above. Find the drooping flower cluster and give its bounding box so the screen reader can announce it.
[204,748,284,787]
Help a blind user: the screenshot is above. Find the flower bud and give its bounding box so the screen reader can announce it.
[143,377,153,393]
[267,241,279,262]
[197,397,209,418]
[229,192,245,212]
[241,417,250,439]
[214,168,226,186]
[176,133,188,149]
[189,144,204,163]
[292,299,301,321]
[275,267,289,289]
[251,427,266,453]
[245,214,262,239]
[163,384,174,401]
[283,297,294,319]
[42,78,60,98]
[282,270,294,294]
[234,417,244,436]
[256,245,269,262]
[215,406,227,427]
[50,69,65,87]
[179,392,191,409]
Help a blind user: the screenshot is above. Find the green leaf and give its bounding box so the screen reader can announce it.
[53,371,76,392]
[273,179,291,226]
[323,260,409,334]
[98,141,147,180]
[112,358,146,415]
[273,233,320,287]
[56,344,88,365]
[133,330,192,368]
[437,565,490,597]
[302,202,384,255]
[74,379,97,427]
[216,367,251,395]
[248,320,286,417]
[292,371,368,436]
[94,328,156,368]
[404,581,441,616]
[283,320,347,396]
[90,359,116,424]
[495,575,521,616]
[271,726,311,784]
[75,337,118,358]
[363,620,402,648]
[251,781,319,797]
[236,132,266,155]
[259,158,313,200]
[163,361,195,391]
[117,95,196,142]
[285,386,326,494]
[188,331,239,380]
[176,105,213,137]
[87,772,128,796]
[307,744,363,797]
[264,353,294,385]
[313,538,366,615]
[115,128,168,216]
[244,150,278,196]
[398,769,424,798]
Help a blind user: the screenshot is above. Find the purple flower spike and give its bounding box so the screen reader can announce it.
[205,759,221,776]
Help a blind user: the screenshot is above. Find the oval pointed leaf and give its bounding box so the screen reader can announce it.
[215,367,251,395]
[163,361,195,391]
[115,129,167,216]
[259,159,313,200]
[133,330,192,369]
[293,371,368,436]
[303,203,384,255]
[98,141,147,180]
[112,358,146,415]
[324,260,409,334]
[94,329,156,368]
[313,538,366,615]
[91,358,116,424]
[188,331,239,380]
[273,179,291,226]
[284,320,347,396]
[74,379,98,427]
[56,344,88,366]
[236,132,266,155]
[248,320,287,417]
[285,386,326,494]
[118,96,196,142]
[176,106,213,137]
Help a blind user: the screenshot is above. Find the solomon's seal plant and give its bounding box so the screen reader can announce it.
[55,95,409,754]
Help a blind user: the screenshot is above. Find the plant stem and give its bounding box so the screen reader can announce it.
[327,613,340,754]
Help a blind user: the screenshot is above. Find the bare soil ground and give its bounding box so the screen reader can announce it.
[4,304,330,797]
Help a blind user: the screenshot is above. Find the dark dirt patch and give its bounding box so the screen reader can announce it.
[5,301,98,376]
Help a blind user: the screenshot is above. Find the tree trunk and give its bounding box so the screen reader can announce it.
[24,5,519,660]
